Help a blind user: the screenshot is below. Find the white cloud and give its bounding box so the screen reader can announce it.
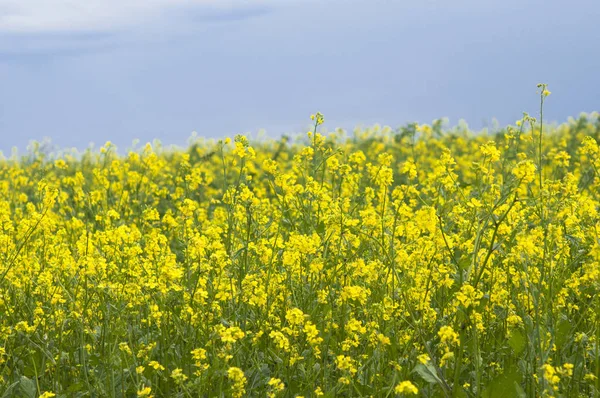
[0,0,274,33]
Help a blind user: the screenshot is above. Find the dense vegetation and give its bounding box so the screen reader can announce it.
[1,88,600,397]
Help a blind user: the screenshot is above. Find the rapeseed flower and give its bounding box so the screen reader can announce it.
[0,106,598,396]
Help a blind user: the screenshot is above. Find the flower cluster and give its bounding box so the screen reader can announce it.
[0,106,599,397]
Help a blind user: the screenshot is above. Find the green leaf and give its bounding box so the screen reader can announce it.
[18,376,37,398]
[514,382,527,398]
[66,382,85,393]
[452,386,468,398]
[1,381,19,398]
[414,363,442,385]
[554,318,571,349]
[508,329,526,355]
[482,368,523,398]
[23,351,43,378]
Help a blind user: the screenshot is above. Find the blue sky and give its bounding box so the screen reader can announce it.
[0,0,599,153]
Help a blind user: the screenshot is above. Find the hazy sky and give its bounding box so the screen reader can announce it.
[0,0,598,153]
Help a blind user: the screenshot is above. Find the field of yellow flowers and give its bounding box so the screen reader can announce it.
[1,90,600,397]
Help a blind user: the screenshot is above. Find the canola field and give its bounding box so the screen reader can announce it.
[1,94,600,397]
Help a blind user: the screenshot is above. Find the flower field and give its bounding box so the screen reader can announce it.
[1,94,600,397]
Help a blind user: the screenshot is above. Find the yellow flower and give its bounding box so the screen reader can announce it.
[455,284,483,308]
[395,381,418,395]
[171,368,188,384]
[340,285,370,305]
[335,355,357,376]
[148,361,165,371]
[227,367,247,398]
[54,159,68,169]
[191,347,207,361]
[14,321,35,334]
[542,363,560,386]
[285,308,305,326]
[269,330,290,351]
[417,354,430,364]
[512,160,536,183]
[137,386,153,397]
[311,112,325,125]
[438,325,459,345]
[219,325,246,344]
[479,141,501,162]
[561,363,574,377]
[267,377,285,397]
